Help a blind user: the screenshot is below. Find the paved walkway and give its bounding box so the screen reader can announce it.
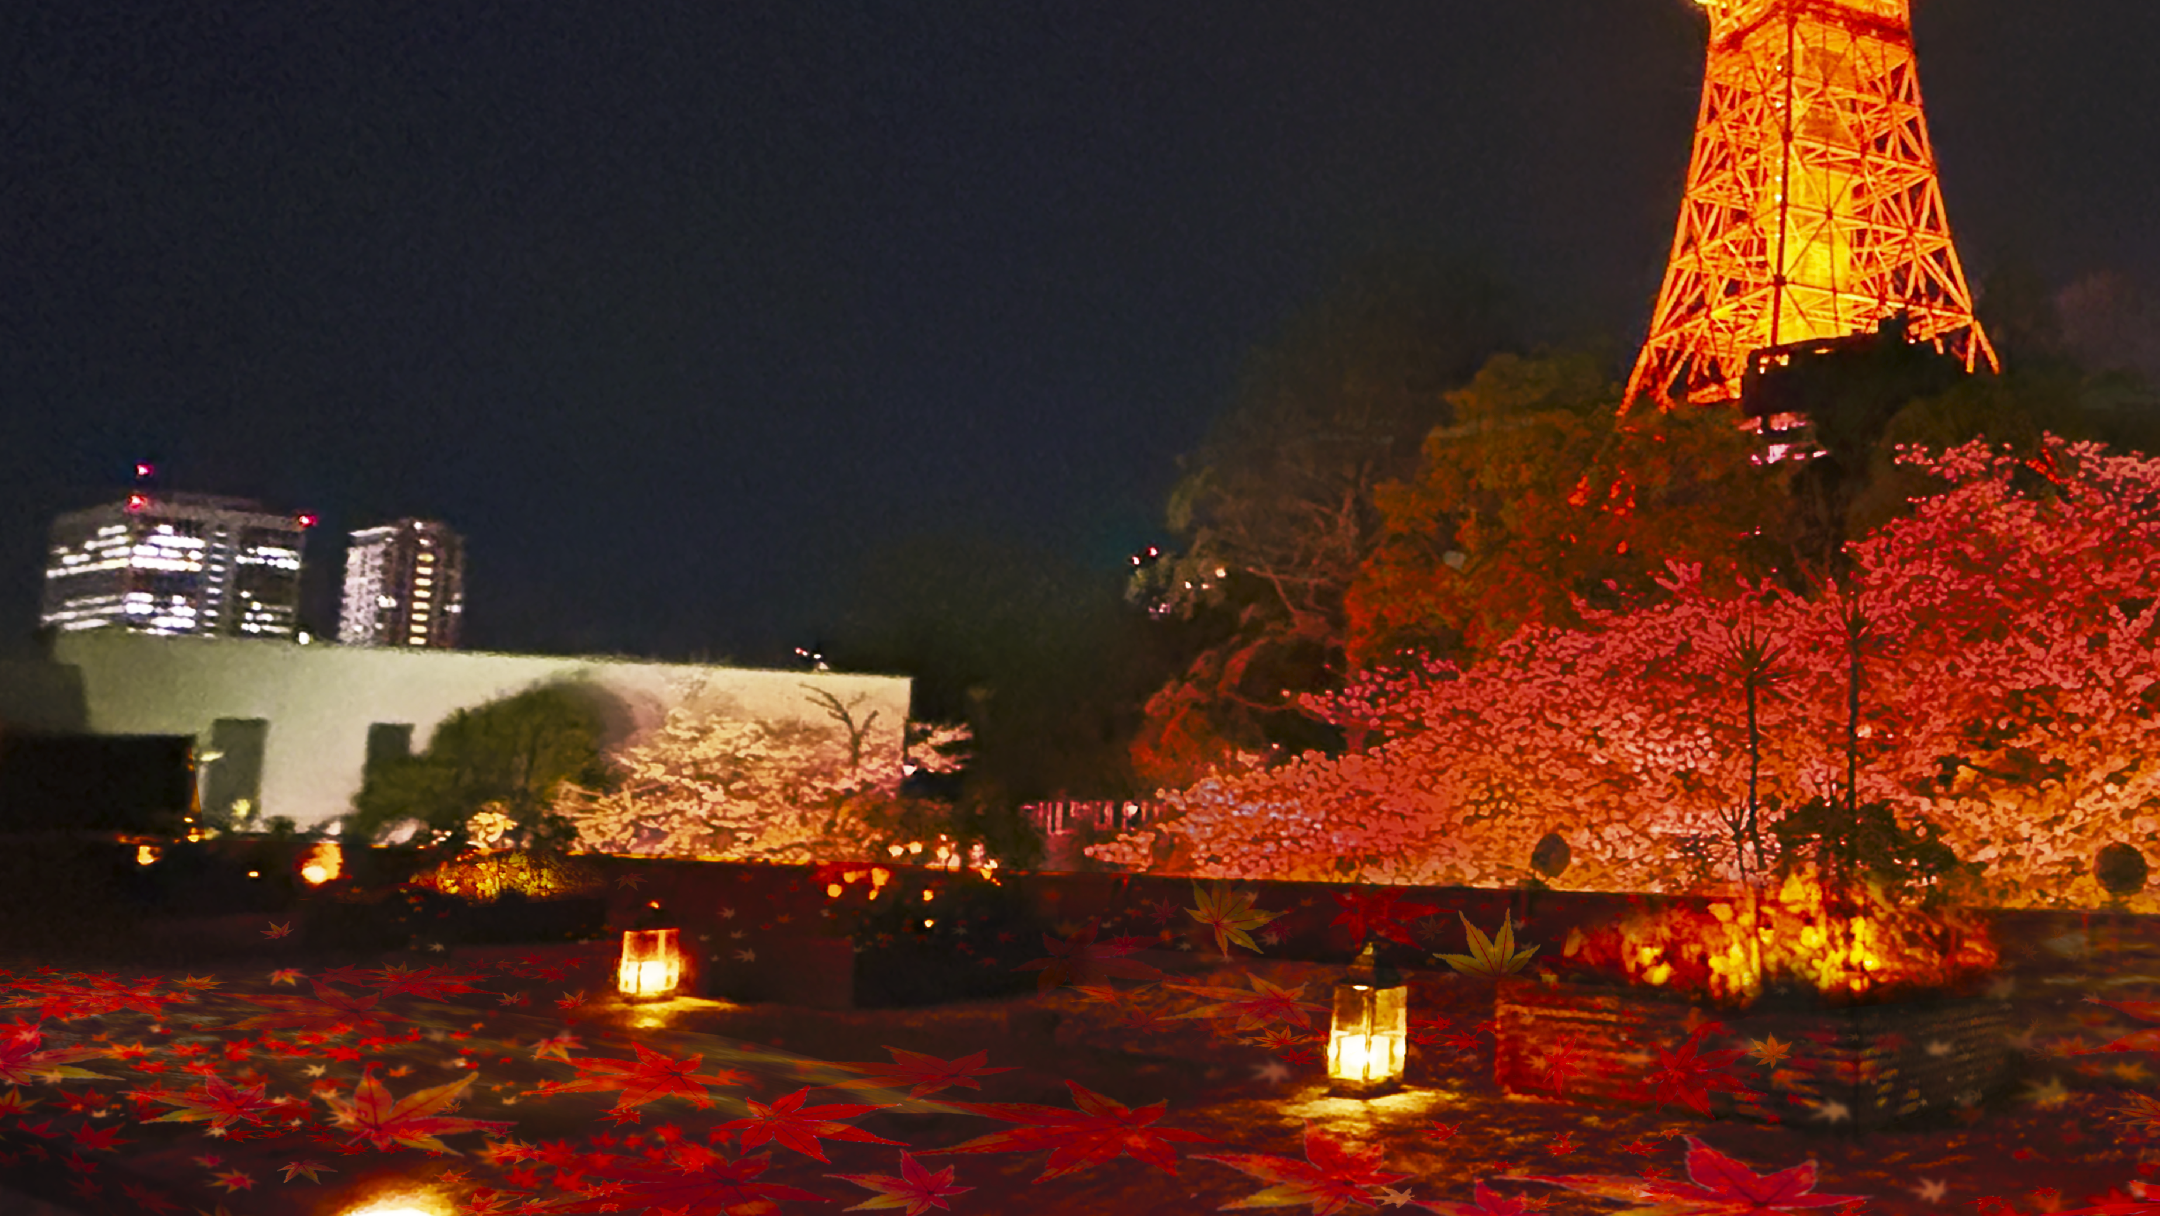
[0,904,2156,1214]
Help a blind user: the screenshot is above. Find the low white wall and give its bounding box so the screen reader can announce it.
[52,631,912,829]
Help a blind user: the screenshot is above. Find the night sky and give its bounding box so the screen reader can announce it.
[6,2,2156,666]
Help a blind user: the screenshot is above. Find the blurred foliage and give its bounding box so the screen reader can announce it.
[1129,254,1519,785]
[346,682,617,850]
[824,529,1175,857]
[411,850,607,903]
[1350,349,1787,664]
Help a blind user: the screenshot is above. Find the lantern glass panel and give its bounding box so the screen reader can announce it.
[1327,981,1408,1093]
[618,928,681,1000]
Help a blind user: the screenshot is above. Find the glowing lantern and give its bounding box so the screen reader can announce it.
[1327,939,1408,1097]
[300,841,343,885]
[342,1203,436,1216]
[335,1184,451,1216]
[136,845,161,866]
[617,928,682,1001]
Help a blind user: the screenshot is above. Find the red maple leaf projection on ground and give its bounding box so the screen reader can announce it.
[1164,972,1330,1033]
[524,1041,753,1116]
[1194,1120,1412,1216]
[0,1020,110,1086]
[229,981,392,1034]
[1188,882,1284,957]
[317,1067,512,1154]
[527,1144,830,1215]
[1011,921,1166,990]
[1643,1023,1755,1116]
[1416,1179,1541,1216]
[1513,1136,1868,1214]
[922,1079,1214,1181]
[828,1150,975,1215]
[1329,888,1441,948]
[712,1085,903,1161]
[1533,1033,1589,1096]
[4,975,186,1022]
[822,1047,1016,1099]
[360,964,488,1001]
[129,1074,290,1132]
[1243,1024,1324,1065]
[2090,999,2160,1054]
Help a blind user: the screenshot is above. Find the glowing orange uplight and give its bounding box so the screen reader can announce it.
[1570,866,1996,1007]
[336,1184,453,1216]
[300,841,343,885]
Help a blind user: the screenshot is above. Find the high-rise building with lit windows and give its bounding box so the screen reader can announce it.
[41,493,310,638]
[337,519,464,648]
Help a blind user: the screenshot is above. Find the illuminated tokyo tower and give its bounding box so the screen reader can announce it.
[1626,0,1997,409]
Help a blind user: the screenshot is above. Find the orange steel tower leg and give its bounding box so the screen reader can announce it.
[1626,0,1997,409]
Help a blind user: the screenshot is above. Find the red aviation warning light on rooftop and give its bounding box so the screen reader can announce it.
[1626,0,1996,409]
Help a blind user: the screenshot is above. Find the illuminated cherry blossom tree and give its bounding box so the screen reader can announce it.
[557,706,971,864]
[1094,437,2160,909]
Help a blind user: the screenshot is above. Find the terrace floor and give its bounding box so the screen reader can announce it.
[2,900,2158,1216]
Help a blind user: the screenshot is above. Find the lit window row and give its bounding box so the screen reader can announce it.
[46,559,132,577]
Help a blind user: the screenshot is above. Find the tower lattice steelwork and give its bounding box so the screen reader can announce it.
[1627,0,1996,408]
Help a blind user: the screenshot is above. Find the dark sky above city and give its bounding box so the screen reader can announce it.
[5,2,2157,665]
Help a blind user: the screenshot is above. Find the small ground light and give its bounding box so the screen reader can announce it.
[136,845,160,865]
[826,883,844,897]
[336,1185,452,1216]
[246,870,260,879]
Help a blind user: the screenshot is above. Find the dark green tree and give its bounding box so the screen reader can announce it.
[1132,253,1518,783]
[822,529,1180,866]
[1347,348,1786,667]
[347,682,620,848]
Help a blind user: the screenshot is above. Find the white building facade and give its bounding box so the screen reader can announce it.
[50,631,912,831]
